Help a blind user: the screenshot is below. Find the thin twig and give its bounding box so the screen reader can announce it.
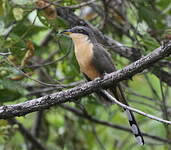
[100,0,108,30]
[26,81,84,96]
[0,52,11,56]
[20,36,72,69]
[144,74,160,100]
[160,80,169,121]
[67,0,96,9]
[60,104,171,144]
[101,90,171,125]
[159,80,171,140]
[128,99,160,111]
[91,124,106,150]
[125,89,160,102]
[6,59,62,87]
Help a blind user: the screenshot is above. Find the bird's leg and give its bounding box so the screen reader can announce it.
[102,72,108,77]
[94,76,101,82]
[94,72,107,81]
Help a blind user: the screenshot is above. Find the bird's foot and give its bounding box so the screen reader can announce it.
[94,77,101,82]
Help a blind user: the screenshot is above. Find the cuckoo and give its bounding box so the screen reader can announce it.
[61,26,144,145]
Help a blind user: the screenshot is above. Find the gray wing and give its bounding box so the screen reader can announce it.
[91,44,144,145]
[91,44,116,75]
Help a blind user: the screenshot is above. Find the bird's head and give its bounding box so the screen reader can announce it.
[61,26,96,43]
[61,26,92,36]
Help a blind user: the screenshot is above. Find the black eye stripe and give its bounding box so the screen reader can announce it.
[74,28,89,35]
[79,29,83,33]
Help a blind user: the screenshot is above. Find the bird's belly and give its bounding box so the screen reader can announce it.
[80,63,101,80]
[74,43,101,80]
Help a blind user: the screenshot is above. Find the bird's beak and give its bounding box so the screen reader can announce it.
[60,29,72,35]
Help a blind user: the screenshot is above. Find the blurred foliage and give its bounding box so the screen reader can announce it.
[0,0,171,150]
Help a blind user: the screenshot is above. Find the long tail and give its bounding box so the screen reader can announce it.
[98,85,144,145]
[123,107,144,145]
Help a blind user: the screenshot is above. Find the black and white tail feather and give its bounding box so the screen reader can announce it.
[84,74,144,145]
[99,89,144,145]
[124,108,144,145]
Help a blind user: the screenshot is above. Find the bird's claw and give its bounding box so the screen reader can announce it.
[94,77,101,82]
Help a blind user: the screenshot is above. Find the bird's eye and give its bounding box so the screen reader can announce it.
[76,29,81,33]
[76,29,87,35]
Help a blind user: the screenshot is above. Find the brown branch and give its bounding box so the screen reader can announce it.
[0,42,170,119]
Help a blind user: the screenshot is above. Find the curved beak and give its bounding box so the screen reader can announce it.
[60,29,72,35]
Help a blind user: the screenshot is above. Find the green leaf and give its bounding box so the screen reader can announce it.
[12,8,24,21]
[0,89,21,103]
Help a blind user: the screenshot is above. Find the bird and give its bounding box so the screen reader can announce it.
[61,26,144,145]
